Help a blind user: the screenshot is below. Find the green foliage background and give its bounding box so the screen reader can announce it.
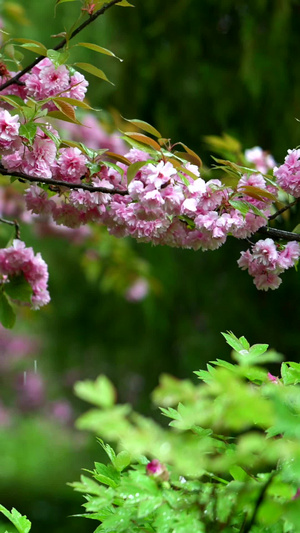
[0,0,300,532]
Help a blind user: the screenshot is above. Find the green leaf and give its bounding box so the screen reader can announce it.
[114,450,131,472]
[47,49,70,67]
[56,0,77,4]
[0,292,16,329]
[74,375,116,408]
[221,331,248,352]
[123,117,161,138]
[228,199,250,217]
[0,95,25,109]
[4,273,33,303]
[117,0,134,6]
[127,160,151,184]
[0,505,31,533]
[76,42,123,62]
[14,39,47,56]
[74,63,113,84]
[70,475,103,496]
[97,439,116,463]
[94,463,120,488]
[281,362,300,385]
[19,123,37,144]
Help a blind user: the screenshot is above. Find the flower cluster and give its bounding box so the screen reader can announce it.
[238,238,300,290]
[244,146,276,174]
[0,58,88,104]
[0,108,21,153]
[273,149,300,197]
[24,149,275,252]
[0,240,50,308]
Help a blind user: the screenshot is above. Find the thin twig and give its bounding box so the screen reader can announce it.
[268,198,300,221]
[0,165,128,195]
[0,217,20,238]
[0,0,124,92]
[243,472,275,533]
[257,226,300,242]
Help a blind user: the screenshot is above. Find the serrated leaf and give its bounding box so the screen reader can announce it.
[221,331,245,352]
[281,362,300,385]
[0,505,31,533]
[123,117,161,138]
[5,273,33,303]
[76,42,123,62]
[94,463,120,488]
[0,292,16,329]
[114,450,131,472]
[74,375,116,408]
[74,63,113,84]
[97,439,116,463]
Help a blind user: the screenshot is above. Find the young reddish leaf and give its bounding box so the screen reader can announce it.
[173,150,201,168]
[238,185,277,201]
[164,157,182,168]
[76,42,123,62]
[176,142,202,167]
[105,152,131,166]
[53,96,93,110]
[124,132,162,152]
[74,63,113,84]
[47,110,82,125]
[123,118,161,138]
[52,98,76,121]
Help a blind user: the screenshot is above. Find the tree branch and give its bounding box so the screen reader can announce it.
[268,198,300,221]
[0,0,124,93]
[0,165,128,195]
[257,226,300,242]
[0,217,20,239]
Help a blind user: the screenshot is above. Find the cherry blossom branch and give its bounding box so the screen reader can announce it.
[0,165,128,195]
[268,198,300,221]
[0,0,124,92]
[0,217,20,239]
[257,226,300,242]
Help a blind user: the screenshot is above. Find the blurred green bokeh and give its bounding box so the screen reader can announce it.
[0,1,300,532]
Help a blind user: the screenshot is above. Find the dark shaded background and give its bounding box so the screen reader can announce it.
[0,1,300,532]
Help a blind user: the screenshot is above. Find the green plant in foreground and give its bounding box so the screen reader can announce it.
[2,333,300,532]
[70,333,300,532]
